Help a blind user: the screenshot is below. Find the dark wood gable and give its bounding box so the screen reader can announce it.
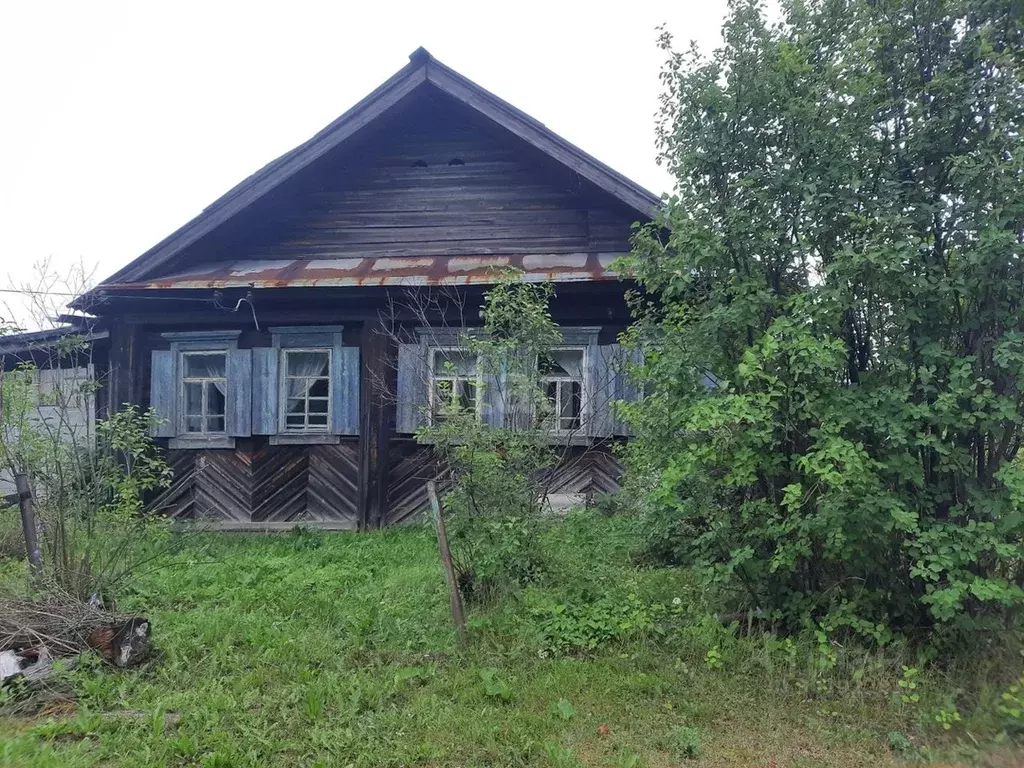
[82,48,659,296]
[132,89,640,279]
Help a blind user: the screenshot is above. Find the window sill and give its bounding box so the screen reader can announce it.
[269,433,341,446]
[168,436,236,450]
[413,432,599,447]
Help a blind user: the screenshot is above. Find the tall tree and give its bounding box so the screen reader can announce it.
[629,0,1024,637]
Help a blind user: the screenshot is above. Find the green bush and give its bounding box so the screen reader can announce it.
[528,590,659,656]
[418,273,569,602]
[626,0,1024,641]
[1,352,175,601]
[670,725,702,760]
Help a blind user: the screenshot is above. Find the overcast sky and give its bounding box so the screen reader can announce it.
[0,0,731,327]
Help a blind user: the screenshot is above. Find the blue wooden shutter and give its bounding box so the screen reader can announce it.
[482,364,504,429]
[226,349,252,437]
[331,342,360,435]
[251,347,279,435]
[612,345,643,436]
[590,344,615,438]
[149,350,177,437]
[396,343,427,433]
[507,350,533,430]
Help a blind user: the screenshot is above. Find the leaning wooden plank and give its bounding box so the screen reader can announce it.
[427,481,467,648]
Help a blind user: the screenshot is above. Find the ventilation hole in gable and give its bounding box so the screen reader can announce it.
[448,157,465,166]
[411,159,428,168]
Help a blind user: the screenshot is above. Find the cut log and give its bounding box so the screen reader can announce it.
[86,618,151,668]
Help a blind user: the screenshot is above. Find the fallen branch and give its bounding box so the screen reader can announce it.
[0,591,150,672]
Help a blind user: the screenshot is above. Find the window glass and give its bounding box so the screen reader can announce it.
[282,349,331,431]
[540,348,585,432]
[431,349,479,421]
[180,352,227,434]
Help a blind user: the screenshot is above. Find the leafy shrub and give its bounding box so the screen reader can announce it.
[1,353,175,601]
[626,0,1024,640]
[529,590,659,656]
[419,273,570,602]
[590,491,627,517]
[441,441,548,602]
[670,725,702,760]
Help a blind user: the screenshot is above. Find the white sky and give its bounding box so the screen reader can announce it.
[0,0,730,328]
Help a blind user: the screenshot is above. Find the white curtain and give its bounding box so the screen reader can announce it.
[285,351,329,409]
[186,354,227,395]
[549,350,584,380]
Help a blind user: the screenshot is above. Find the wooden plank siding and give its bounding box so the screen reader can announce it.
[146,439,623,528]
[146,92,639,277]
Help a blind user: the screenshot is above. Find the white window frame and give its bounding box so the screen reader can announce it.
[179,350,229,436]
[428,346,482,425]
[278,347,332,434]
[539,346,588,435]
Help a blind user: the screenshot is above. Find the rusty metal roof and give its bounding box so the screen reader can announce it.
[107,253,627,290]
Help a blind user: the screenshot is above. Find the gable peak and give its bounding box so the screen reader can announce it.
[408,47,433,65]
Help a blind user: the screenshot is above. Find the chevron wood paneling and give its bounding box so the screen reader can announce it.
[148,450,197,519]
[543,446,624,498]
[384,441,449,526]
[194,450,252,521]
[307,443,360,525]
[150,440,624,527]
[251,446,308,522]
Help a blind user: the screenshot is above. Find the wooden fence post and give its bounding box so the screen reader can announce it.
[14,473,42,584]
[426,481,467,648]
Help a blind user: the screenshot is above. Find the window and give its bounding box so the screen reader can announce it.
[540,348,585,433]
[281,348,331,432]
[429,348,480,422]
[181,352,227,434]
[37,368,90,409]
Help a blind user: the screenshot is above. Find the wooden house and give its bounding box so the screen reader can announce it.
[72,49,660,529]
[0,326,105,500]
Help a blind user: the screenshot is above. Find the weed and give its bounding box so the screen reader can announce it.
[542,740,583,768]
[705,645,723,671]
[478,667,514,701]
[549,698,575,721]
[932,706,962,731]
[671,725,702,759]
[887,730,914,754]
[898,666,921,705]
[996,674,1024,734]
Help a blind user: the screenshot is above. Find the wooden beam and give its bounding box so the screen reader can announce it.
[172,520,358,533]
[14,474,42,585]
[106,322,140,414]
[358,317,394,529]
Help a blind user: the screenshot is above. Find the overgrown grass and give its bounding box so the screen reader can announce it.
[0,512,1021,767]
